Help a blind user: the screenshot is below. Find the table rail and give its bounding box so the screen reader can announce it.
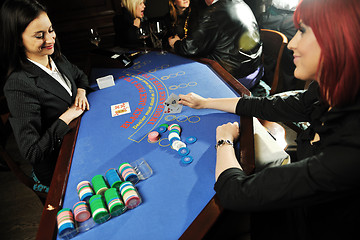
[36,118,81,240]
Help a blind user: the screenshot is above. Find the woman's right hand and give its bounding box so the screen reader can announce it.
[59,104,85,125]
[179,92,207,109]
[168,35,180,48]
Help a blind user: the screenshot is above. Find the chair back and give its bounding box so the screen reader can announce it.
[260,29,288,95]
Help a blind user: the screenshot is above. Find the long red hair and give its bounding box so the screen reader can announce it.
[294,0,360,107]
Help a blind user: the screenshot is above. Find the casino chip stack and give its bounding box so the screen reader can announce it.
[157,123,168,133]
[105,168,123,189]
[89,195,110,224]
[73,201,91,222]
[104,188,126,216]
[119,162,139,184]
[57,208,77,238]
[148,131,160,143]
[77,181,94,202]
[91,175,109,195]
[119,181,141,209]
[167,124,191,157]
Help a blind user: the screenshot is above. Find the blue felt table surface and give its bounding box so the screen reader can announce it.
[60,52,241,239]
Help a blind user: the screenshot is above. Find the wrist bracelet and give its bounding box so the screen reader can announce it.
[215,139,233,149]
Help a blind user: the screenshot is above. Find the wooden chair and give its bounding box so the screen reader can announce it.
[260,29,288,95]
[251,29,289,151]
[0,96,47,205]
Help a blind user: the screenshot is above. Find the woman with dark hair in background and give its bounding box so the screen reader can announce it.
[180,0,360,239]
[168,0,198,40]
[0,0,90,193]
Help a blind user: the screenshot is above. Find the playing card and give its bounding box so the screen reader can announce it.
[164,93,182,114]
[111,102,131,117]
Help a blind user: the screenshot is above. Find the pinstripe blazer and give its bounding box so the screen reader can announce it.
[4,55,89,185]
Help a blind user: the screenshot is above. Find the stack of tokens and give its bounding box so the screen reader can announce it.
[168,123,181,132]
[119,162,139,184]
[105,168,123,189]
[119,181,141,209]
[168,124,181,144]
[167,123,191,157]
[148,131,160,143]
[77,181,94,202]
[89,195,110,224]
[104,188,126,216]
[73,201,91,222]
[157,123,168,133]
[91,175,109,195]
[57,208,77,238]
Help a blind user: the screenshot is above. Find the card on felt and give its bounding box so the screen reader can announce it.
[111,102,131,117]
[164,93,182,114]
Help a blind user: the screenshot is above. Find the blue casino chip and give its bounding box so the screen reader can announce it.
[157,126,167,133]
[170,137,181,144]
[185,136,197,144]
[178,147,190,156]
[181,156,193,164]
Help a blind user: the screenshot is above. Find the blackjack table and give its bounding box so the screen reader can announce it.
[36,50,255,240]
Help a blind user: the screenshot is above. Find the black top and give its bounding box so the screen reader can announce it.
[4,55,89,185]
[214,82,360,239]
[174,0,262,80]
[168,7,198,40]
[113,7,149,48]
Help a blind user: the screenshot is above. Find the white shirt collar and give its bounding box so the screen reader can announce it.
[28,57,72,96]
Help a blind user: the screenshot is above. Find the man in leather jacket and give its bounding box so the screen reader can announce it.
[168,0,263,90]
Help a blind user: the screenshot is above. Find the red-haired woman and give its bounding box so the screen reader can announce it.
[179,0,360,239]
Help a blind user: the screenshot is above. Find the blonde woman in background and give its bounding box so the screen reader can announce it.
[113,0,149,48]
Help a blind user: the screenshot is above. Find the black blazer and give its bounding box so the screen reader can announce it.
[113,7,143,48]
[4,55,89,185]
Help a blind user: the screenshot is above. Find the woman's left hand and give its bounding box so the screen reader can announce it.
[75,88,90,111]
[216,122,240,143]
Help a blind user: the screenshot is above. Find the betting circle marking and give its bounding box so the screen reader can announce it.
[164,115,201,124]
[176,115,188,122]
[158,138,171,147]
[148,65,170,73]
[178,83,188,88]
[168,85,179,90]
[167,81,198,90]
[160,71,185,80]
[188,116,201,123]
[165,115,177,121]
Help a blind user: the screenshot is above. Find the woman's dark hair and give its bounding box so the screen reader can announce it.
[0,0,61,83]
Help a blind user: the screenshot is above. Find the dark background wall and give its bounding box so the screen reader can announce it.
[1,0,260,71]
[38,0,169,70]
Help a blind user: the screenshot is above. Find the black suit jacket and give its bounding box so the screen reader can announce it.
[4,55,89,185]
